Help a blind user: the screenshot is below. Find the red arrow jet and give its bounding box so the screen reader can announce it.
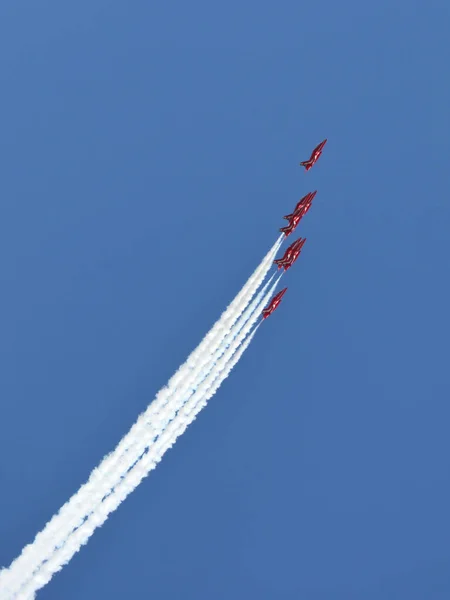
[280,238,306,271]
[283,191,317,221]
[273,237,306,270]
[281,192,316,236]
[299,139,327,171]
[274,238,301,268]
[262,287,288,319]
[280,212,303,237]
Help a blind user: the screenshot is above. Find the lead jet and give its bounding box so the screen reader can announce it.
[274,237,306,270]
[283,191,317,221]
[299,139,327,171]
[262,287,288,319]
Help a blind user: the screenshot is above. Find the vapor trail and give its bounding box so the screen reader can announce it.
[16,276,277,600]
[54,273,276,538]
[0,237,283,599]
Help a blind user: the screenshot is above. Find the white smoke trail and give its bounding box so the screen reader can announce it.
[17,332,257,600]
[51,273,276,540]
[16,276,278,600]
[0,237,283,599]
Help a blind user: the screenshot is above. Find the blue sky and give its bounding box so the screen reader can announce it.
[1,1,449,598]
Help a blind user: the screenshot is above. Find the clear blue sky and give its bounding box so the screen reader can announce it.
[1,2,449,599]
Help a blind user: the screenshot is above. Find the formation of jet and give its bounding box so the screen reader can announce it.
[299,139,327,171]
[262,288,287,319]
[262,138,327,319]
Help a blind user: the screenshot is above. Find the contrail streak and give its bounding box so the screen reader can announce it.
[52,273,275,542]
[0,237,283,600]
[16,276,278,600]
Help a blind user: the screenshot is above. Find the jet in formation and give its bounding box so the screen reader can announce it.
[262,287,288,319]
[273,237,306,271]
[280,191,317,237]
[299,139,327,171]
[284,191,317,220]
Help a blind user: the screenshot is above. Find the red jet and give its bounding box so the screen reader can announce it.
[299,139,327,171]
[283,191,317,221]
[280,212,303,237]
[274,237,306,270]
[262,288,288,319]
[280,193,316,237]
[280,238,306,271]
